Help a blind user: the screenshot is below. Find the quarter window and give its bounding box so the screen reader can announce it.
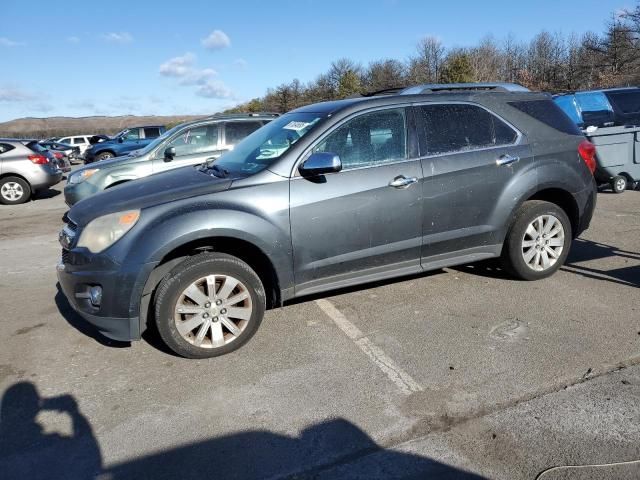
[418,104,518,155]
[167,125,218,156]
[313,108,407,169]
[0,143,14,154]
[225,121,262,145]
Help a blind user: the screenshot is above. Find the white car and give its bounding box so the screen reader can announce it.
[57,135,95,155]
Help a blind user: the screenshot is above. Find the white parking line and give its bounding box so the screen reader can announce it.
[315,299,423,395]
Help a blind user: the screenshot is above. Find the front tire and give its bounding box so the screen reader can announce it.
[154,253,266,358]
[501,201,572,281]
[0,176,31,205]
[96,151,114,161]
[611,175,627,194]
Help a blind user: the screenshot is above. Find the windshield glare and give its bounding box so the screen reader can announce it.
[213,113,324,174]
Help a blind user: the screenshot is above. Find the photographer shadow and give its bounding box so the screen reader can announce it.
[0,382,102,480]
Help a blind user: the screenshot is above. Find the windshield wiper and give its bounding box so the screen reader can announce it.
[199,163,230,178]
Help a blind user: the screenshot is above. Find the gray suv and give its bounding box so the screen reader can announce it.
[64,113,278,206]
[57,83,597,358]
[0,139,63,204]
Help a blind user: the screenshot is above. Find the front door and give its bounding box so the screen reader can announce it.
[152,124,222,173]
[290,107,424,296]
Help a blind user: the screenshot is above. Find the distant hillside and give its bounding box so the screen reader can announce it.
[0,115,208,139]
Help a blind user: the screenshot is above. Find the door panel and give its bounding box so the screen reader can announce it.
[290,161,423,294]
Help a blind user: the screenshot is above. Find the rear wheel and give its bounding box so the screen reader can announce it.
[0,176,31,205]
[154,253,266,358]
[611,175,627,194]
[501,201,572,281]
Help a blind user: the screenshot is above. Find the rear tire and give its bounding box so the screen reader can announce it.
[501,201,572,281]
[0,176,31,205]
[611,175,627,194]
[154,253,266,359]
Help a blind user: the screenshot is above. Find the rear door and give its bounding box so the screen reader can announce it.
[152,124,221,173]
[289,106,424,295]
[415,102,533,263]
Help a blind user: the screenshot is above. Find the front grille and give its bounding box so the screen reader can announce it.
[62,248,71,264]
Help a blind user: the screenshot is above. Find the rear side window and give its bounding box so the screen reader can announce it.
[143,127,161,138]
[418,104,518,155]
[224,121,263,145]
[606,90,640,114]
[509,100,583,135]
[73,137,85,144]
[0,143,15,154]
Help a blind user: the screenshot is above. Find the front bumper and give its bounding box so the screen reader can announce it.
[56,249,157,342]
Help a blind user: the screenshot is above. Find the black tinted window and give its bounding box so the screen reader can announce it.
[606,90,640,114]
[73,138,85,144]
[143,127,161,138]
[419,104,517,155]
[225,122,262,145]
[314,108,407,169]
[509,100,582,135]
[0,143,15,154]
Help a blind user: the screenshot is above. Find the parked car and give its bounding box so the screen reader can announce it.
[554,87,640,193]
[64,114,277,206]
[0,139,63,204]
[57,135,95,155]
[83,126,166,163]
[39,141,80,164]
[50,151,72,173]
[57,83,597,358]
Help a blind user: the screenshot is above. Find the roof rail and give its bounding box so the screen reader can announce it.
[400,83,530,94]
[206,112,280,119]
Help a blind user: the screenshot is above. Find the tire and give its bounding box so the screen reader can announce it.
[0,176,31,205]
[611,175,627,194]
[96,151,114,161]
[501,200,572,281]
[154,253,266,358]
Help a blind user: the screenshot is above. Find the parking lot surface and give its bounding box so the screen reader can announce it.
[0,179,638,479]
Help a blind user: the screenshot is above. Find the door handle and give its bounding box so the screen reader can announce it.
[388,175,418,188]
[496,154,520,166]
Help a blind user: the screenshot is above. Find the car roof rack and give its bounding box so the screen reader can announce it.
[205,112,281,120]
[400,82,530,94]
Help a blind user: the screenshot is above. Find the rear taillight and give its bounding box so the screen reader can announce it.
[28,154,49,165]
[578,140,596,175]
[53,152,63,159]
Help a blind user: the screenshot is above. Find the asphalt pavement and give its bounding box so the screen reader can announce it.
[0,176,638,479]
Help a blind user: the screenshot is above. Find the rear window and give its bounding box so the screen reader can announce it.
[26,141,47,153]
[143,127,161,138]
[606,90,640,114]
[509,100,582,135]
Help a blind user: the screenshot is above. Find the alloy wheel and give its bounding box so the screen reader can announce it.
[521,215,565,272]
[174,274,253,348]
[1,182,24,202]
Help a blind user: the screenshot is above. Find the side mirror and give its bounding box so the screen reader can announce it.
[164,146,176,162]
[118,137,125,143]
[299,152,342,177]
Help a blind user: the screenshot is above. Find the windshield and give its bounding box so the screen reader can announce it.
[211,113,324,174]
[134,124,182,156]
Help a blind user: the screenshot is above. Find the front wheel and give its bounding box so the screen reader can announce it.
[154,253,266,358]
[96,151,114,161]
[611,175,627,194]
[501,201,572,281]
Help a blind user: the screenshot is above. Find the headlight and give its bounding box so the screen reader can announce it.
[77,210,140,253]
[68,168,99,184]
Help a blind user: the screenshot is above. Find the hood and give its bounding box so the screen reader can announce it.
[69,165,234,226]
[89,134,111,145]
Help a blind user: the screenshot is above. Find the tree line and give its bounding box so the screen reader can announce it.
[226,2,640,114]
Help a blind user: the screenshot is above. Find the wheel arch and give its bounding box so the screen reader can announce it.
[525,188,579,237]
[0,173,32,194]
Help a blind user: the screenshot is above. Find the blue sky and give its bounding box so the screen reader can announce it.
[0,0,626,122]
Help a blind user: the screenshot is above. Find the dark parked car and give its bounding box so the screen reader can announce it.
[554,87,640,192]
[0,139,62,204]
[84,125,166,163]
[64,113,278,206]
[57,83,597,358]
[39,141,78,171]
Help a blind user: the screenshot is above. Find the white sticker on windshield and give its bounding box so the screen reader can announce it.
[283,121,310,131]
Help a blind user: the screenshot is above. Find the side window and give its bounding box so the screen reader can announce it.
[167,125,218,156]
[419,104,517,155]
[124,129,140,141]
[224,121,262,145]
[0,143,15,154]
[314,108,407,169]
[73,137,85,145]
[575,92,614,127]
[143,127,161,138]
[59,137,70,144]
